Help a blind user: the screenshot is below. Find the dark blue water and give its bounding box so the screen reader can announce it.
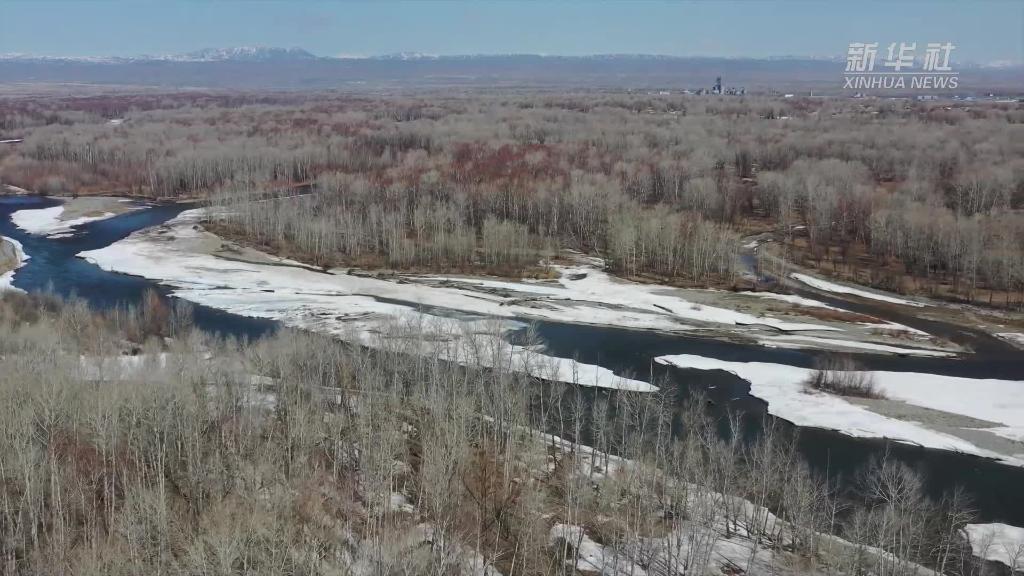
[525,320,1024,525]
[3,195,1024,525]
[0,196,277,339]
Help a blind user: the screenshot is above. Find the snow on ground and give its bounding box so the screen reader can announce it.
[11,205,117,238]
[424,265,842,332]
[739,291,844,310]
[998,333,1024,348]
[0,236,28,292]
[862,322,930,337]
[80,210,653,391]
[654,354,1024,466]
[550,524,648,575]
[757,335,953,357]
[791,273,928,307]
[964,523,1024,569]
[77,208,959,392]
[78,353,172,381]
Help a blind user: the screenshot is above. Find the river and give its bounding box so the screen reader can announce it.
[3,195,1023,525]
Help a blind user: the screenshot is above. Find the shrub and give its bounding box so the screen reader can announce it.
[804,354,883,398]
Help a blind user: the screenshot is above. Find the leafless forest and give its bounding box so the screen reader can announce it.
[2,92,1022,302]
[0,291,1005,575]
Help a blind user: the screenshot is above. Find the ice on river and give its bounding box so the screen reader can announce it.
[11,205,117,238]
[654,354,1024,466]
[791,272,928,307]
[964,523,1024,569]
[757,334,953,357]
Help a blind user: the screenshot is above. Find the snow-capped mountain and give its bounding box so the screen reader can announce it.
[0,46,319,63]
[158,46,318,62]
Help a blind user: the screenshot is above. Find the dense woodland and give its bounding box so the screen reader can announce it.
[2,291,1014,575]
[1,91,1022,300]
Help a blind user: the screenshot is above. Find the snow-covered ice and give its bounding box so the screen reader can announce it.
[654,354,1024,466]
[0,236,29,292]
[997,333,1024,348]
[757,335,953,357]
[964,523,1024,569]
[11,205,117,238]
[791,273,927,307]
[739,291,844,310]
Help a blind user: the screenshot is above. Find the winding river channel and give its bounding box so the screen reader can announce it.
[3,195,1024,525]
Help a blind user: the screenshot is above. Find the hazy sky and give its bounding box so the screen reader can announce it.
[1,0,1021,63]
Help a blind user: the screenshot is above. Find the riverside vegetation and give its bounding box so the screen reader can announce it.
[1,92,1022,302]
[0,291,994,575]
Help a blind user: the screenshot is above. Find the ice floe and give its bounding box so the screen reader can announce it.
[11,205,117,238]
[654,354,1024,466]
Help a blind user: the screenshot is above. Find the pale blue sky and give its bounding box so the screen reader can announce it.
[1,1,1021,63]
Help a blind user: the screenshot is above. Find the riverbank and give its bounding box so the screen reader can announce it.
[749,239,1024,354]
[655,354,1024,468]
[0,235,27,291]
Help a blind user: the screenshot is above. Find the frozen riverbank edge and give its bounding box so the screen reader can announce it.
[655,355,1024,468]
[0,235,28,291]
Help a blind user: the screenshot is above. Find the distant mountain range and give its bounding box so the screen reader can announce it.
[0,46,319,64]
[1,47,1020,93]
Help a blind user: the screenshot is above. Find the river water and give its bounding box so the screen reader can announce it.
[3,195,1023,525]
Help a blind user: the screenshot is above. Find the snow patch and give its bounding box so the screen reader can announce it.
[791,273,927,307]
[550,524,646,575]
[0,236,29,292]
[654,354,1024,466]
[432,264,842,332]
[11,205,118,238]
[964,523,1024,569]
[739,291,844,310]
[997,333,1024,348]
[757,335,953,357]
